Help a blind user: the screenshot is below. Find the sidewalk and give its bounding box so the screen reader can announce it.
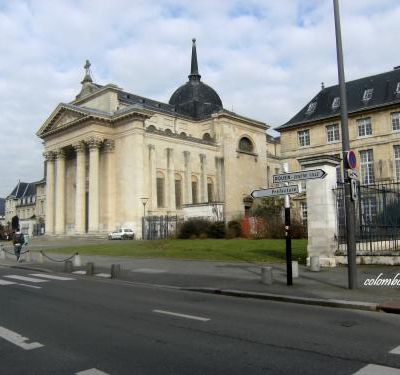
[1,246,399,313]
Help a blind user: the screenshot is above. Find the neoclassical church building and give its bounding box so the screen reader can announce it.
[37,40,273,237]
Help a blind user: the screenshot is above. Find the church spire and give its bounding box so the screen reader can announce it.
[76,59,98,100]
[188,38,201,82]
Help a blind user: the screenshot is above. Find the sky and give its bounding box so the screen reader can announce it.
[0,0,399,197]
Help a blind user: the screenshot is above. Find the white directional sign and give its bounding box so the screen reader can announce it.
[251,185,299,198]
[273,169,326,184]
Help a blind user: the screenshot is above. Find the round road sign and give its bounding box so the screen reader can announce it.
[347,150,357,169]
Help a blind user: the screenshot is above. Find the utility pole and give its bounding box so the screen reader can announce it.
[333,0,358,289]
[283,163,293,286]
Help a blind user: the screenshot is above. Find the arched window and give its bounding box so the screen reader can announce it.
[147,125,156,132]
[207,177,214,202]
[239,137,254,152]
[165,128,173,135]
[156,171,165,208]
[175,173,182,209]
[202,133,212,141]
[191,175,198,204]
[180,132,187,138]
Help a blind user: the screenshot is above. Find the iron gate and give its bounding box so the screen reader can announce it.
[335,181,400,253]
[142,215,180,240]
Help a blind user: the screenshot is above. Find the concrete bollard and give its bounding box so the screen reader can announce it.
[260,266,273,285]
[26,251,31,263]
[64,260,73,273]
[0,248,5,260]
[38,252,44,264]
[292,261,299,278]
[73,253,81,267]
[111,264,121,279]
[86,262,94,276]
[310,256,320,272]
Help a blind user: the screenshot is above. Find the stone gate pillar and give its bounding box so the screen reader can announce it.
[298,155,340,267]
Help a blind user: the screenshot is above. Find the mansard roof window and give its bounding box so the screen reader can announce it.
[362,88,373,102]
[332,97,340,110]
[395,82,400,94]
[305,101,317,115]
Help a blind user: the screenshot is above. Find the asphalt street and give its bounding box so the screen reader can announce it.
[1,265,400,375]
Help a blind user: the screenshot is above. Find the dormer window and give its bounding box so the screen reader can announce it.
[332,97,340,110]
[395,82,400,94]
[363,88,373,102]
[306,101,317,115]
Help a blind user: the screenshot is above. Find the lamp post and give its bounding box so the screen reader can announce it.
[140,197,149,240]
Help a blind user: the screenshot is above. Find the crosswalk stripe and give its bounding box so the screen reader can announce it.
[29,273,75,281]
[4,275,48,283]
[353,364,400,374]
[73,271,86,275]
[95,273,111,278]
[0,326,44,350]
[390,345,400,355]
[75,368,110,375]
[0,279,16,286]
[17,283,42,289]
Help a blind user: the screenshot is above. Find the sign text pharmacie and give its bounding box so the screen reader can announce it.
[251,185,299,199]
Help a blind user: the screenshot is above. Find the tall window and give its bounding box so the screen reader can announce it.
[175,174,182,209]
[357,118,372,137]
[298,130,310,147]
[300,202,308,225]
[360,150,375,185]
[362,197,377,224]
[392,112,400,131]
[326,124,340,143]
[191,176,198,204]
[394,145,400,180]
[207,178,214,202]
[156,172,165,208]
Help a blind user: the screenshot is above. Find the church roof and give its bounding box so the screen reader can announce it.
[168,39,223,120]
[277,67,400,131]
[0,198,5,216]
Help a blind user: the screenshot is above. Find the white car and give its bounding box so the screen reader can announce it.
[108,228,135,240]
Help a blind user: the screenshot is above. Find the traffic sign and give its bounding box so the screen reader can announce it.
[273,169,326,184]
[251,185,299,198]
[347,150,357,169]
[347,169,359,180]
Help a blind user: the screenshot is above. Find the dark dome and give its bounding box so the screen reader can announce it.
[169,80,223,119]
[169,39,223,119]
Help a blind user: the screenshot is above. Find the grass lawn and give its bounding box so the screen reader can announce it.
[43,239,308,264]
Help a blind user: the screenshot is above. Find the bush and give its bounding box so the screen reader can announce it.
[226,220,242,239]
[178,219,226,239]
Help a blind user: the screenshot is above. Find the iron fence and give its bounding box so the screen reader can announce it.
[142,215,181,240]
[335,180,400,253]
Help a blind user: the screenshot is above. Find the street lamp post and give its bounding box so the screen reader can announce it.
[140,197,149,240]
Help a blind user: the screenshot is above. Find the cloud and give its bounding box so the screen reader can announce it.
[0,0,399,196]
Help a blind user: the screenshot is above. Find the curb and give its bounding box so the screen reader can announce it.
[183,287,381,312]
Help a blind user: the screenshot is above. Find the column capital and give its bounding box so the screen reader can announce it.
[55,149,66,160]
[43,151,56,161]
[87,136,103,150]
[103,139,115,153]
[72,141,86,153]
[148,144,155,151]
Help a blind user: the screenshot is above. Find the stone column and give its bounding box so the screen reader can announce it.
[87,137,102,233]
[103,139,116,231]
[167,148,176,210]
[183,151,192,204]
[54,149,66,235]
[44,151,56,235]
[73,141,86,234]
[148,145,157,210]
[200,154,208,203]
[298,155,341,267]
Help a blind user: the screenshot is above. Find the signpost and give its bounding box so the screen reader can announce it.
[251,185,299,199]
[273,169,326,184]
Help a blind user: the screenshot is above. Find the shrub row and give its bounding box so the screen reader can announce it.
[178,219,243,239]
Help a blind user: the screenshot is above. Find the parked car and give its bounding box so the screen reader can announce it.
[108,228,135,240]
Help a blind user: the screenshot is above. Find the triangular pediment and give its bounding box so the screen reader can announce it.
[36,104,88,137]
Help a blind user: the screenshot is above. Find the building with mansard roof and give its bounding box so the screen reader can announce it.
[37,40,277,237]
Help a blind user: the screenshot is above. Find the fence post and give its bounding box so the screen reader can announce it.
[0,246,5,260]
[111,264,121,279]
[73,253,81,267]
[38,251,44,264]
[64,260,73,273]
[86,262,94,276]
[260,266,273,285]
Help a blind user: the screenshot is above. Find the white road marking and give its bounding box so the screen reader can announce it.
[4,275,48,283]
[30,273,75,281]
[131,268,167,274]
[353,364,400,375]
[0,326,44,350]
[73,271,86,275]
[153,309,210,322]
[95,273,111,278]
[75,368,110,375]
[390,345,400,355]
[17,283,42,289]
[0,279,16,286]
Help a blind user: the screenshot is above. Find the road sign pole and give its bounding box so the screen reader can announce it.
[283,163,293,286]
[333,0,357,289]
